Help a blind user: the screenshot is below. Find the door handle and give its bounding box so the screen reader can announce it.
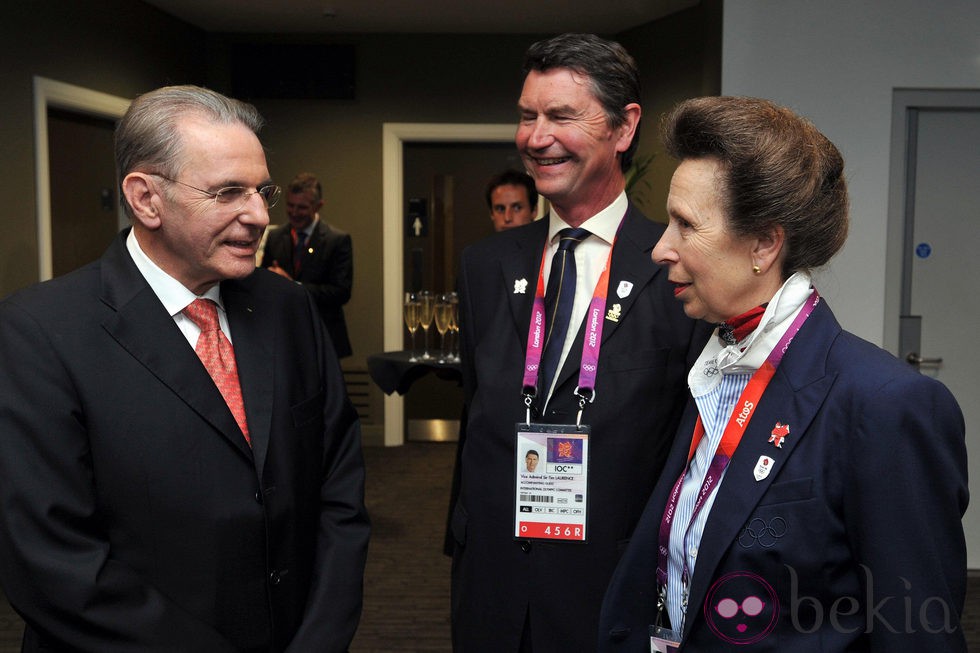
[906,352,943,367]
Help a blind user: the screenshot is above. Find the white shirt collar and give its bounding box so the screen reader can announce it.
[297,216,319,238]
[547,191,628,246]
[126,229,223,316]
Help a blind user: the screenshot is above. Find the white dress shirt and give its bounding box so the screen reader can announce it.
[542,191,629,402]
[126,229,232,347]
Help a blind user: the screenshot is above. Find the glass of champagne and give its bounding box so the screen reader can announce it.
[448,291,461,362]
[418,290,435,360]
[404,292,421,361]
[433,294,453,363]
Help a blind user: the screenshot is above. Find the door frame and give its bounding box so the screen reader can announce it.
[33,76,130,281]
[381,122,515,446]
[884,89,980,354]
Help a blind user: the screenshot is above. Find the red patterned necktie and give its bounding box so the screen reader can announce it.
[292,228,308,277]
[182,298,250,445]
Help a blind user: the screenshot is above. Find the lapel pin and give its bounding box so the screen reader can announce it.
[769,422,790,448]
[514,279,528,294]
[616,280,633,299]
[605,303,622,322]
[753,455,775,481]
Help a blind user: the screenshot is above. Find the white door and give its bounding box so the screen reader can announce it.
[380,123,515,445]
[892,91,980,566]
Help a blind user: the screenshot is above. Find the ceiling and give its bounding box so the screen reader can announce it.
[143,0,699,35]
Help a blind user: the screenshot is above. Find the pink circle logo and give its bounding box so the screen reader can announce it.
[703,571,779,645]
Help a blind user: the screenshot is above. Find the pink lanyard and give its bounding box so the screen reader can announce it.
[521,220,622,423]
[656,290,821,592]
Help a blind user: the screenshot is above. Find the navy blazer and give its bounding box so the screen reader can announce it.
[0,230,369,652]
[599,298,968,652]
[451,207,710,653]
[262,220,353,358]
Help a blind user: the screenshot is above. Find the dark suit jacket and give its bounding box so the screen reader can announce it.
[0,230,370,653]
[599,299,968,652]
[262,220,353,358]
[450,207,710,652]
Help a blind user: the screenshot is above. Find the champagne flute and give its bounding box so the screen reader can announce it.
[404,292,421,361]
[448,291,461,362]
[418,290,435,360]
[433,294,453,363]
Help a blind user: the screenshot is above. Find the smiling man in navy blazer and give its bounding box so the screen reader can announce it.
[449,34,708,652]
[0,86,369,652]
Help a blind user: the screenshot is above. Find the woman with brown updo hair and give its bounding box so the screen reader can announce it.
[598,96,967,652]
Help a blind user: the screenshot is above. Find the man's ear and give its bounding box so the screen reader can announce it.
[615,103,642,155]
[121,172,162,230]
[752,224,786,275]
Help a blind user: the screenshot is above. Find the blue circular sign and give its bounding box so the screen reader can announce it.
[915,243,932,259]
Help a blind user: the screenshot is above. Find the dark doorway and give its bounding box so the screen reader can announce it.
[401,141,526,439]
[48,107,119,277]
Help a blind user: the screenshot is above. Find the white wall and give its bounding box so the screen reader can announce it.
[721,0,980,344]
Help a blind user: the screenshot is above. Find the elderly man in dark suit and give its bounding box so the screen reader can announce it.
[0,85,369,652]
[261,173,353,358]
[449,34,709,652]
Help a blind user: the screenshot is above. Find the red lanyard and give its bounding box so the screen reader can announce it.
[656,290,821,591]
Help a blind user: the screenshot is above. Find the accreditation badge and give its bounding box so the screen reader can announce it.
[513,423,589,542]
[649,626,682,652]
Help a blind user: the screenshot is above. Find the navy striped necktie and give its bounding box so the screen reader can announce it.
[540,227,591,400]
